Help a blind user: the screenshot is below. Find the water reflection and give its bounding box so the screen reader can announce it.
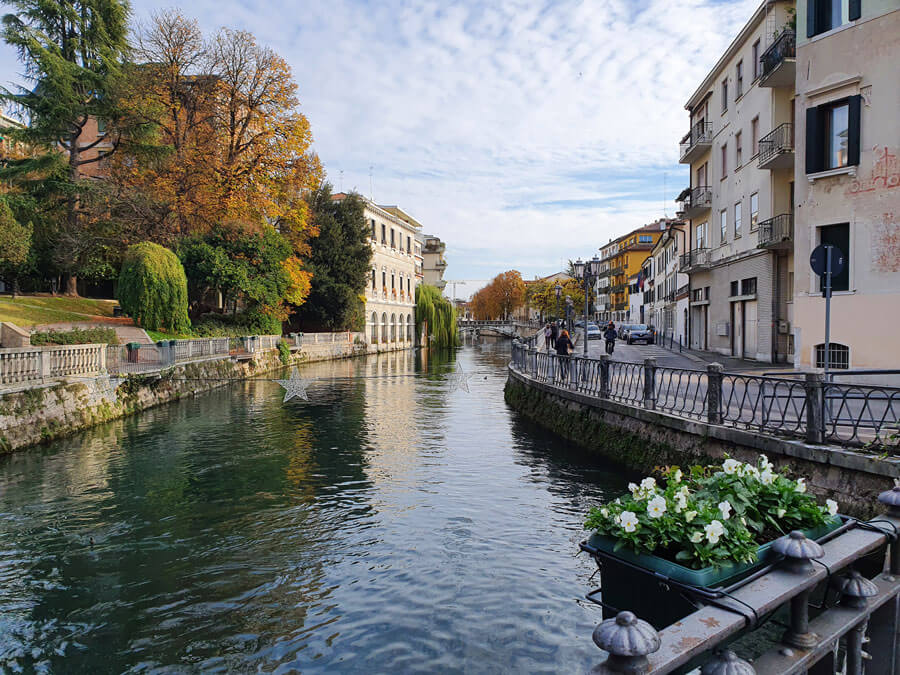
[0,344,631,673]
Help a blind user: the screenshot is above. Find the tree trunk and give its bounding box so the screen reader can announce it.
[11,277,19,299]
[65,274,78,296]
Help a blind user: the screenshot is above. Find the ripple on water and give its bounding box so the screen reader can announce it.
[0,344,634,673]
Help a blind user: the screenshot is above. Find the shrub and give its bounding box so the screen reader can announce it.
[277,339,291,365]
[415,284,459,347]
[192,311,281,337]
[118,242,191,333]
[30,327,119,345]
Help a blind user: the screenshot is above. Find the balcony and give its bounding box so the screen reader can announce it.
[607,265,624,277]
[610,283,627,294]
[679,248,711,272]
[759,29,795,88]
[758,123,794,170]
[681,186,712,219]
[679,121,713,164]
[757,213,794,250]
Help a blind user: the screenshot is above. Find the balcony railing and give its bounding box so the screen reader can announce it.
[758,122,794,169]
[679,121,713,164]
[759,29,796,87]
[679,248,711,271]
[681,186,712,219]
[758,213,794,249]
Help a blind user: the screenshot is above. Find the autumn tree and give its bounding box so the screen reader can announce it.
[470,270,527,320]
[0,0,131,295]
[525,278,584,318]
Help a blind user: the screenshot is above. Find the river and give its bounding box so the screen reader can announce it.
[0,343,636,673]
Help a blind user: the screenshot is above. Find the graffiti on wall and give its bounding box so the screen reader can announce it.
[872,211,900,273]
[848,147,900,196]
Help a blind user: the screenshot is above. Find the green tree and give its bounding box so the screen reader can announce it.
[0,0,131,295]
[416,284,459,347]
[295,185,371,331]
[179,226,301,334]
[117,242,190,333]
[0,198,32,297]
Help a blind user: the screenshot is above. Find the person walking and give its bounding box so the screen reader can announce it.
[555,329,574,382]
[550,321,559,347]
[603,322,617,355]
[544,323,553,351]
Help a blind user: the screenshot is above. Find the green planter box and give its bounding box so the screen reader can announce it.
[583,515,842,629]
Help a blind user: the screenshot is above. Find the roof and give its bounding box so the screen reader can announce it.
[381,205,423,230]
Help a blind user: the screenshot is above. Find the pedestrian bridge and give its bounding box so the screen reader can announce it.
[457,320,538,339]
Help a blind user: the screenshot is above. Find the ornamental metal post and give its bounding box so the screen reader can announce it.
[600,355,610,399]
[706,363,723,425]
[591,611,660,674]
[836,570,878,675]
[879,486,900,576]
[643,358,657,410]
[772,531,825,649]
[804,372,825,444]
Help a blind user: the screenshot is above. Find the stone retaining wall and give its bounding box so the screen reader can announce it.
[505,367,899,518]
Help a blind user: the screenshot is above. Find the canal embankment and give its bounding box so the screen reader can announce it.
[505,346,900,518]
[0,333,379,453]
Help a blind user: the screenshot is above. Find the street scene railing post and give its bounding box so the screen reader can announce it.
[772,531,824,649]
[600,355,610,399]
[805,372,825,444]
[643,358,656,410]
[591,610,660,674]
[706,363,723,425]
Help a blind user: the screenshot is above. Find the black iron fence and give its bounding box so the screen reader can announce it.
[758,122,794,165]
[511,342,900,449]
[758,213,794,248]
[679,121,713,160]
[760,28,796,79]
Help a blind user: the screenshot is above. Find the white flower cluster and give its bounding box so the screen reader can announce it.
[627,477,658,501]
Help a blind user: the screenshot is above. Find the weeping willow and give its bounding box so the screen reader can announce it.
[415,284,460,347]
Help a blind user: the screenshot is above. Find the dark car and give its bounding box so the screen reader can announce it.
[625,324,654,345]
[617,324,636,340]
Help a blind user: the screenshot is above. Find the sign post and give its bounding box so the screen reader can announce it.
[809,244,845,382]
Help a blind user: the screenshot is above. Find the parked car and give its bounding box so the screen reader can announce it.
[625,324,654,345]
[617,324,637,340]
[585,323,602,340]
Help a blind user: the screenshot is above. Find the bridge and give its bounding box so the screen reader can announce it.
[457,320,539,339]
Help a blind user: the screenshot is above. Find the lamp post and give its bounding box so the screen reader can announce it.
[574,256,602,355]
[555,282,562,323]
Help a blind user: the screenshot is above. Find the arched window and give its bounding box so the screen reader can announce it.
[391,313,397,342]
[815,343,850,370]
[398,314,405,342]
[371,312,378,342]
[381,313,388,343]
[407,314,413,342]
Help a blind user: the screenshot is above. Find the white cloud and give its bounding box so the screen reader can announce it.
[0,0,760,278]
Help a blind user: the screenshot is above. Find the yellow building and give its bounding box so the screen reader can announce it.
[607,221,667,321]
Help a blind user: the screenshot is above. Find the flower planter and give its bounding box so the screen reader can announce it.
[582,515,843,630]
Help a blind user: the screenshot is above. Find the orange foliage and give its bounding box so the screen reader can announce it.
[470,270,526,320]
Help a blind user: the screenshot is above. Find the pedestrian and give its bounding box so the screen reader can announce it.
[555,329,574,381]
[544,323,553,351]
[604,322,617,355]
[550,321,559,346]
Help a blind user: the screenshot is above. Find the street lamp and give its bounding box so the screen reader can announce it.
[574,256,602,355]
[555,282,562,323]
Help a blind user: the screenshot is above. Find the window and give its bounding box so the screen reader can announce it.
[381,223,386,244]
[696,222,708,249]
[750,193,759,230]
[721,78,728,112]
[815,343,850,369]
[817,223,850,292]
[741,277,756,295]
[721,143,728,177]
[751,117,759,156]
[371,268,376,290]
[371,219,376,240]
[371,312,378,342]
[407,236,411,252]
[788,271,794,300]
[639,235,652,243]
[734,201,742,238]
[390,229,395,248]
[730,280,739,296]
[752,40,761,79]
[807,0,859,39]
[382,270,386,289]
[720,209,728,243]
[407,278,411,295]
[735,61,743,98]
[735,131,743,167]
[806,97,861,173]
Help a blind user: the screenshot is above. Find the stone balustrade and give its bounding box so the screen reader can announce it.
[0,344,106,387]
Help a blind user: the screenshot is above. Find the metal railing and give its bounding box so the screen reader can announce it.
[758,213,794,248]
[760,28,796,79]
[758,122,794,165]
[510,342,900,449]
[681,185,712,214]
[107,335,280,374]
[679,121,713,161]
[679,248,710,271]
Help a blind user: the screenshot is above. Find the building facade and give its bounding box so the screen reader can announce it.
[646,222,689,341]
[603,221,666,323]
[679,0,797,363]
[418,234,448,291]
[791,0,900,371]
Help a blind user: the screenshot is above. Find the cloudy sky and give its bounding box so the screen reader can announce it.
[0,0,759,280]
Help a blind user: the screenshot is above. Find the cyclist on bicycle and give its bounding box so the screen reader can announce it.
[603,322,617,355]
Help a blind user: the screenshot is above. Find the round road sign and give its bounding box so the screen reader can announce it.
[810,244,845,277]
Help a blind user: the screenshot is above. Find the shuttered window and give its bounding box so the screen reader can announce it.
[804,95,861,174]
[808,0,860,38]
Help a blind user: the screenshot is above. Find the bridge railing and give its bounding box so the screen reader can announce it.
[510,342,900,449]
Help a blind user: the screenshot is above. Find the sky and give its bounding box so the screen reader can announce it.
[0,0,759,280]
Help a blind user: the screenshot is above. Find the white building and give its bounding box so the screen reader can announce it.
[648,222,690,344]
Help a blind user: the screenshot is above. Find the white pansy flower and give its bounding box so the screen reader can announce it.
[718,501,733,520]
[722,458,741,475]
[678,486,690,498]
[640,477,657,492]
[776,508,786,518]
[628,482,639,494]
[689,531,703,543]
[675,494,688,513]
[760,468,776,485]
[759,454,773,471]
[620,511,639,533]
[826,499,838,516]
[795,478,807,493]
[647,496,667,519]
[685,510,698,523]
[705,520,725,544]
[600,507,609,518]
[672,469,683,483]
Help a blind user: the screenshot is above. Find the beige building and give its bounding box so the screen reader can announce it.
[791,0,900,371]
[645,222,690,341]
[679,0,797,362]
[418,234,448,291]
[345,197,421,350]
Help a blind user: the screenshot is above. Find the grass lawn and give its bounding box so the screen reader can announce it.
[144,329,194,342]
[0,296,117,327]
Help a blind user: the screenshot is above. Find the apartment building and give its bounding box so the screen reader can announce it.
[417,234,448,291]
[602,221,667,323]
[679,0,797,363]
[332,195,420,350]
[791,0,900,371]
[645,222,690,341]
[596,238,620,322]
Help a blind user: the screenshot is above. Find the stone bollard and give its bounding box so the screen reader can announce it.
[804,372,826,444]
[772,531,825,649]
[699,649,756,674]
[878,486,900,576]
[706,363,724,425]
[643,358,657,410]
[591,610,660,674]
